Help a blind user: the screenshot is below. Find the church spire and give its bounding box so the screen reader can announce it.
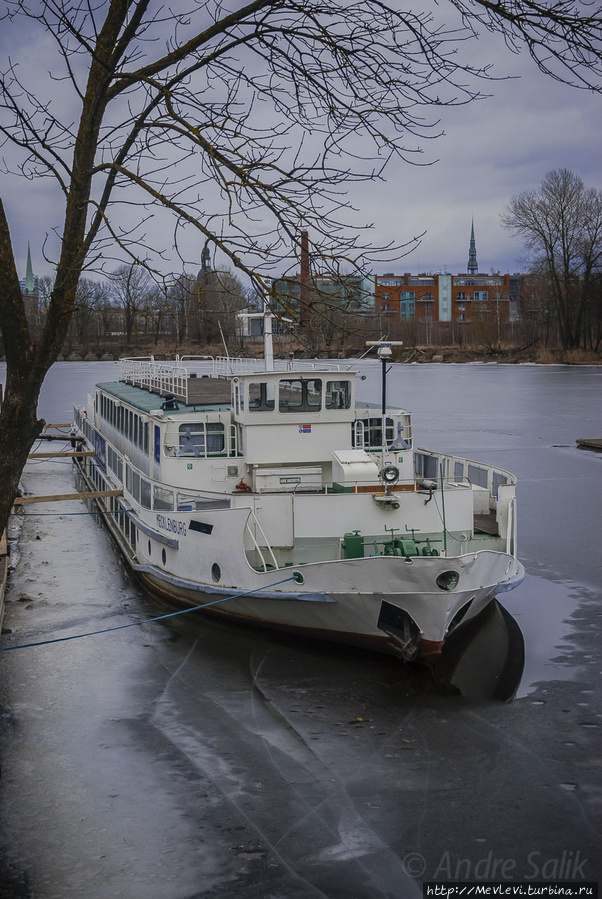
[467,219,478,275]
[25,242,35,293]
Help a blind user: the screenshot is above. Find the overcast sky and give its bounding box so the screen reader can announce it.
[3,3,601,285]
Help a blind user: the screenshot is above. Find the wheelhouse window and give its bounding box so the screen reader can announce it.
[248,381,275,412]
[279,378,322,412]
[325,380,351,410]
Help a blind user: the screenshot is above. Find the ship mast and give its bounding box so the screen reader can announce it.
[366,340,403,464]
[238,295,275,371]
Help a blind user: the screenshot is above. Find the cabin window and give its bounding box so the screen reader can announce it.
[415,453,438,480]
[325,380,351,410]
[248,382,275,412]
[140,478,152,510]
[177,422,225,456]
[279,379,322,412]
[233,379,244,414]
[153,485,174,511]
[468,464,488,488]
[132,471,141,502]
[107,446,123,481]
[492,471,508,497]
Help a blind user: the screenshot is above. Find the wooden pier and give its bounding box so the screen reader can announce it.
[576,438,602,452]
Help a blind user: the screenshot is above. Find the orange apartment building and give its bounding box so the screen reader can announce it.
[375,220,518,324]
[375,272,513,323]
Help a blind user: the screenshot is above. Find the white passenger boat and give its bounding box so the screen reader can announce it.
[73,337,524,661]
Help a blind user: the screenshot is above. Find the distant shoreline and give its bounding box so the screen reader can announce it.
[0,344,600,366]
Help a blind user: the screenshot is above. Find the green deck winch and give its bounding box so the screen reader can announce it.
[343,528,441,560]
[380,527,441,559]
[342,530,365,559]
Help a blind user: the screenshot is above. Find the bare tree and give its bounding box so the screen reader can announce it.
[167,275,197,346]
[107,263,152,344]
[198,269,248,348]
[64,278,108,352]
[0,1,601,534]
[502,169,602,350]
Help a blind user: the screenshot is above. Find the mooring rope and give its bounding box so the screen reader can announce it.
[0,575,297,653]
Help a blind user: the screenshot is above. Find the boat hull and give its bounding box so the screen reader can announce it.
[126,543,524,662]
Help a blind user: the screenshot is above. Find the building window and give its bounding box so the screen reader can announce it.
[400,301,415,319]
[474,291,489,301]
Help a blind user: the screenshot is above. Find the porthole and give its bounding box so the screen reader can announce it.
[436,570,460,592]
[162,548,167,566]
[211,563,221,583]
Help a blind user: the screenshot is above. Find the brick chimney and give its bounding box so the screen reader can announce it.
[299,230,310,331]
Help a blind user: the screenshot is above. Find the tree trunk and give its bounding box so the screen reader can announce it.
[0,377,46,539]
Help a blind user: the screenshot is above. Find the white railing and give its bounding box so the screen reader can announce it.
[244,510,280,572]
[414,448,517,496]
[212,356,345,376]
[120,355,346,399]
[506,496,517,557]
[120,358,191,402]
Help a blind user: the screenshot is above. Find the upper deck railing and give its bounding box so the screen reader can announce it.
[119,355,347,403]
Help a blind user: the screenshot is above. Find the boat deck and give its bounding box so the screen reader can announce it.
[474,511,499,536]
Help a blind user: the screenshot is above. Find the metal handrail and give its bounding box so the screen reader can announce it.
[244,511,279,572]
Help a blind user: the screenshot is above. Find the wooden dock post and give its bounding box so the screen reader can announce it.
[13,489,123,505]
[28,451,95,459]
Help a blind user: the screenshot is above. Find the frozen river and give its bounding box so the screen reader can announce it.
[0,361,600,897]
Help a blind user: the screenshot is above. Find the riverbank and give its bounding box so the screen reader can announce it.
[5,342,599,365]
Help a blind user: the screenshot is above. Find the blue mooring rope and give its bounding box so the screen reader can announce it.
[0,575,297,653]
